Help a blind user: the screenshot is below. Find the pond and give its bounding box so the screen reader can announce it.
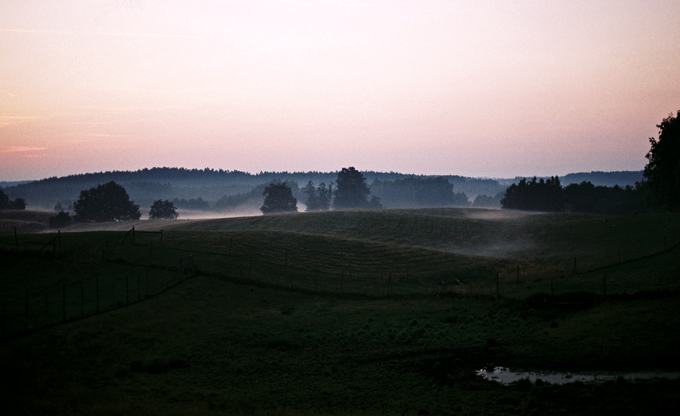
[476,366,680,385]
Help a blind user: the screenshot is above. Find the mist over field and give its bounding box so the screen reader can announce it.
[1,0,678,412]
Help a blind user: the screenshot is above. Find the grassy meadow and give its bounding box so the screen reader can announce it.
[1,208,680,415]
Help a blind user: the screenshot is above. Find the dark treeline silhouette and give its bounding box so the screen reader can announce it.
[3,167,647,214]
[370,176,470,208]
[561,171,643,187]
[501,176,646,214]
[1,167,507,211]
[501,177,564,212]
[0,188,26,210]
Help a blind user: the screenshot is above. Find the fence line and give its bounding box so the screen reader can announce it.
[0,251,195,342]
[2,228,678,341]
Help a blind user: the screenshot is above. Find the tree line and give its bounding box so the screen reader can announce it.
[0,188,26,210]
[501,177,645,214]
[502,109,679,214]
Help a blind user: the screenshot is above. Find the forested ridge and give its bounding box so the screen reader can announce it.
[1,167,642,213]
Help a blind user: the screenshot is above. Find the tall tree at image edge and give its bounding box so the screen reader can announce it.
[644,110,680,211]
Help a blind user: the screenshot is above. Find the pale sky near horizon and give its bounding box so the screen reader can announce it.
[1,0,679,182]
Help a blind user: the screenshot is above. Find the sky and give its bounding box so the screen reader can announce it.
[1,0,679,182]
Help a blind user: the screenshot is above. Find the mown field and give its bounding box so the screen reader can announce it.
[1,208,679,415]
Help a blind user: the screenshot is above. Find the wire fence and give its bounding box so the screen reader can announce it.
[1,226,679,341]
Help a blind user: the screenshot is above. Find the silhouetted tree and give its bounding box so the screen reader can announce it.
[317,182,333,211]
[8,198,26,210]
[643,110,680,210]
[149,199,179,219]
[49,211,72,228]
[334,167,381,209]
[501,176,564,212]
[73,181,141,222]
[261,181,298,214]
[0,189,9,210]
[302,180,320,211]
[303,181,333,211]
[0,189,26,210]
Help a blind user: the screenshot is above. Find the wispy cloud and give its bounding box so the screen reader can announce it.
[0,115,41,128]
[1,146,48,153]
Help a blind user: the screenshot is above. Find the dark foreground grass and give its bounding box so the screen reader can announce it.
[1,208,680,415]
[1,275,679,415]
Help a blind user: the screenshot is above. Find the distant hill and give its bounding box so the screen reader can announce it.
[560,171,643,187]
[1,168,506,212]
[497,171,643,188]
[1,168,642,214]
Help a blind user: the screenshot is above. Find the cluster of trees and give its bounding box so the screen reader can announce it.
[260,167,382,214]
[48,181,181,226]
[501,177,565,212]
[501,110,679,214]
[501,177,644,214]
[0,188,26,210]
[302,181,333,211]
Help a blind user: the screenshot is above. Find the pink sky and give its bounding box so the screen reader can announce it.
[1,0,679,181]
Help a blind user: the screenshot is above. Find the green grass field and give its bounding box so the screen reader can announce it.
[1,208,679,415]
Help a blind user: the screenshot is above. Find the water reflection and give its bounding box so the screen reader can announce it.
[476,366,680,385]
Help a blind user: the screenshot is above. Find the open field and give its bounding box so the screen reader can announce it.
[1,208,680,415]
